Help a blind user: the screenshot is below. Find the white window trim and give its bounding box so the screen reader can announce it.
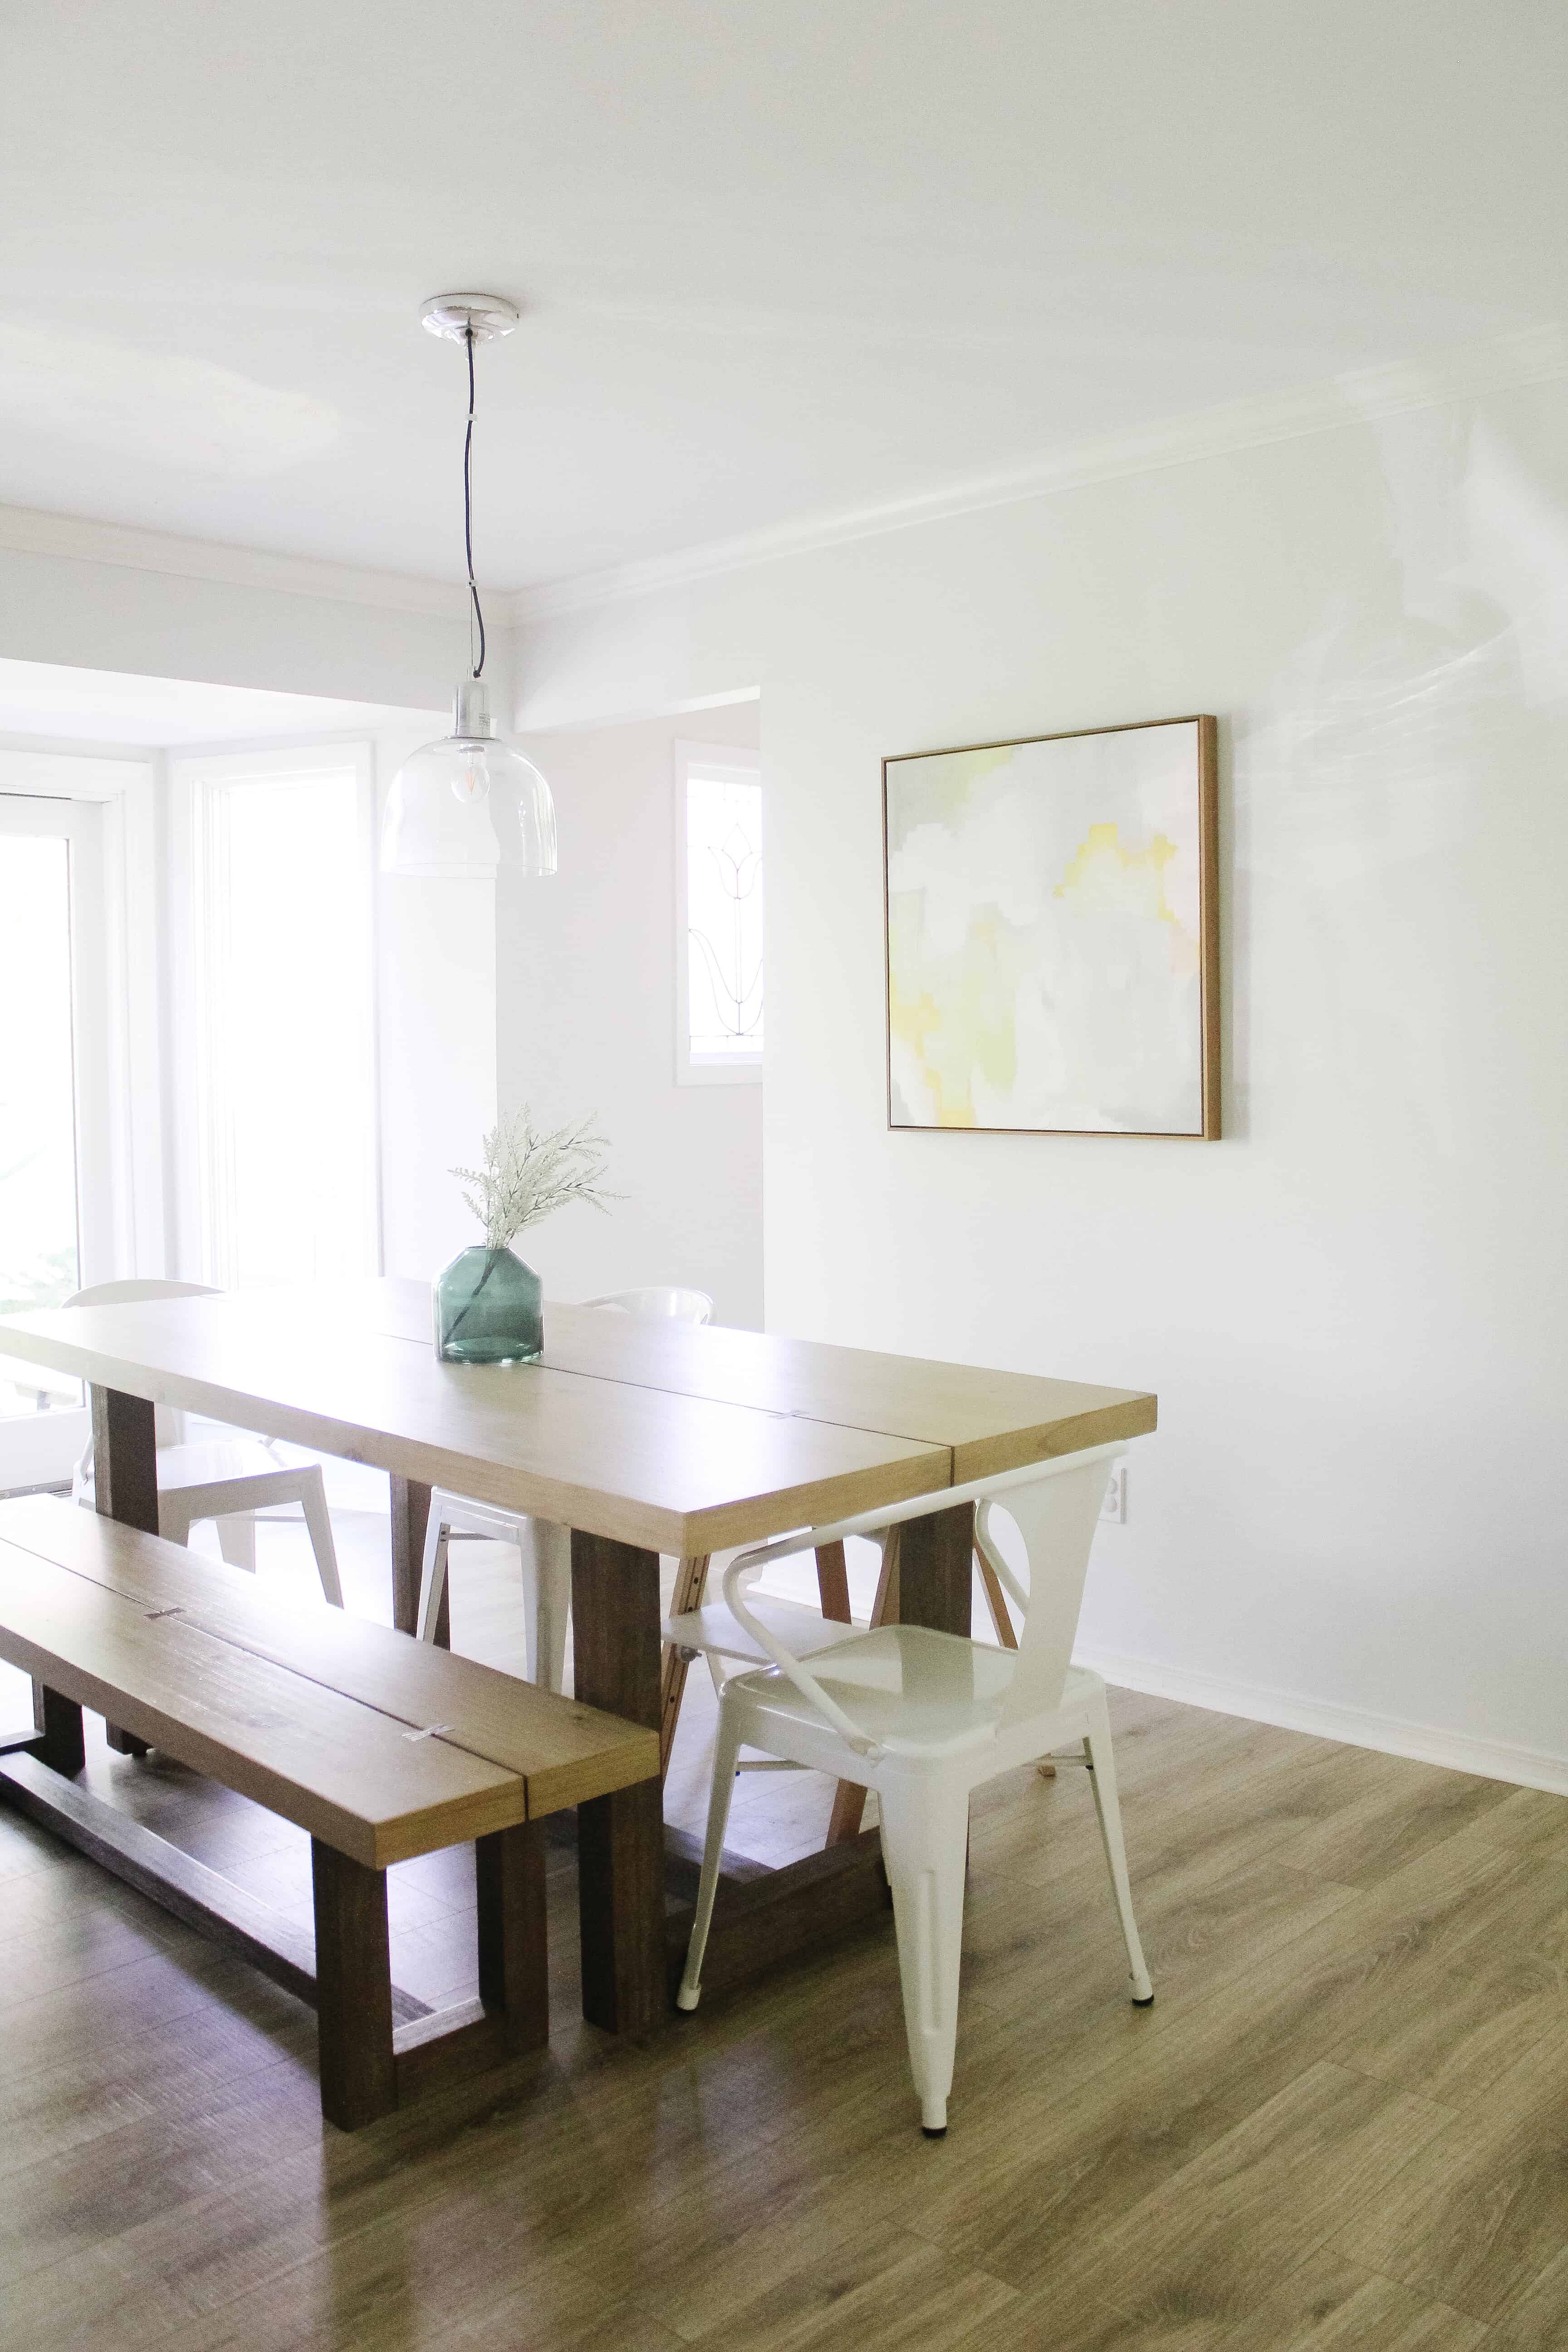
[0,749,163,1283]
[674,739,763,1088]
[167,741,382,1286]
[0,758,160,1487]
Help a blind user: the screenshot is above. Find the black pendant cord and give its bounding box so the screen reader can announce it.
[464,325,486,681]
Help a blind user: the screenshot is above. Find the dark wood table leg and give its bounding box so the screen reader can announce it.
[570,1529,666,2037]
[476,1819,549,2054]
[899,1502,974,1637]
[311,1838,397,2129]
[91,1385,157,1755]
[390,1475,446,1644]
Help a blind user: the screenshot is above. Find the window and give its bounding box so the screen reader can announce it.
[0,771,142,1489]
[675,742,762,1084]
[176,747,378,1288]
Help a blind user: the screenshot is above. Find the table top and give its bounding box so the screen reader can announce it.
[0,1279,1156,1553]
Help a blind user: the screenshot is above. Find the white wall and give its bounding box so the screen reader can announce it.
[495,708,764,1327]
[0,533,466,710]
[515,375,1568,1788]
[373,722,499,1283]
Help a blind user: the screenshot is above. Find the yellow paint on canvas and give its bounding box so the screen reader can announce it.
[1054,822,1198,975]
[889,907,1019,1127]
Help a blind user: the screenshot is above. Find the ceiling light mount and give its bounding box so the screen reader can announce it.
[420,292,521,344]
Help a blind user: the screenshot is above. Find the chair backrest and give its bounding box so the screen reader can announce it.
[65,1280,220,1449]
[984,1450,1118,1731]
[583,1286,714,1325]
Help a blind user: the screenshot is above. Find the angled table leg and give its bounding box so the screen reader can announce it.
[658,1553,710,1780]
[90,1385,157,1756]
[571,1529,665,2037]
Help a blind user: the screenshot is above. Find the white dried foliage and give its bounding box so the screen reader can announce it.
[451,1107,617,1251]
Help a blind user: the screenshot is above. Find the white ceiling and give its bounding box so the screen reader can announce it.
[0,660,438,749]
[1,2,1564,593]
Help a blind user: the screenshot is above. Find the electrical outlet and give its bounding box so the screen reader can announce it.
[1099,1464,1127,1524]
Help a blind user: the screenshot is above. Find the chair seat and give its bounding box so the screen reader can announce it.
[76,1436,287,1506]
[661,1593,869,1665]
[151,1439,290,1491]
[729,1628,1104,1760]
[433,1491,530,1544]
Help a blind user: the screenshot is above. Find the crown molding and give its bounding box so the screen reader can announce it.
[0,503,464,619]
[507,322,1568,625]
[4,321,1561,635]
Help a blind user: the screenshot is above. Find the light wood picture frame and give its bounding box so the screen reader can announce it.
[883,713,1219,1139]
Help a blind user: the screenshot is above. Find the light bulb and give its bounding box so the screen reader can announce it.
[451,750,490,806]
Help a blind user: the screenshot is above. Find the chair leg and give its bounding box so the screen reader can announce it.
[157,1498,193,1546]
[216,1515,257,1573]
[825,1529,901,1847]
[877,1777,971,2135]
[1083,1695,1153,2004]
[676,1701,745,2011]
[416,1517,450,1643]
[529,1521,571,1692]
[299,1471,344,1608]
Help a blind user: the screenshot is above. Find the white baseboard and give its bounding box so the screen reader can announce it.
[1075,1644,1568,1798]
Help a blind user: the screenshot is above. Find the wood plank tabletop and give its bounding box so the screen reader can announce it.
[0,1279,1156,1550]
[358,1280,1156,1479]
[0,1497,658,1818]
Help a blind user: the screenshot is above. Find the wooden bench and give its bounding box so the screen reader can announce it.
[0,1495,659,2129]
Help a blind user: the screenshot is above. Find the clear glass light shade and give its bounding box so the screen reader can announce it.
[381,680,557,878]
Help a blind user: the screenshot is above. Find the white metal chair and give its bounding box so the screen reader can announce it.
[677,1444,1153,2136]
[68,1280,343,1606]
[416,1285,715,1684]
[662,1529,893,1786]
[579,1286,715,1321]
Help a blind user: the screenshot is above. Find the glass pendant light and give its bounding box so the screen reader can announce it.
[381,293,558,879]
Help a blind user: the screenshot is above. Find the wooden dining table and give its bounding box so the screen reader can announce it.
[0,1278,1156,2035]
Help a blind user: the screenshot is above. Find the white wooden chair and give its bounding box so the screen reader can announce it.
[676,1444,1152,2135]
[416,1285,714,1687]
[68,1280,343,1606]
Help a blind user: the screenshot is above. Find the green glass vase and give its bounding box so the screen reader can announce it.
[434,1245,543,1364]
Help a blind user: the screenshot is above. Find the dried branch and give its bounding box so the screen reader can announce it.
[451,1107,618,1252]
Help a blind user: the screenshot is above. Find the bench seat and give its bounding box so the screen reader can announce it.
[0,1495,659,2127]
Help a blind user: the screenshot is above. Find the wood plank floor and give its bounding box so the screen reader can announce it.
[0,1506,1564,2351]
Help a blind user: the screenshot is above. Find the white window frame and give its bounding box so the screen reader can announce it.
[0,750,161,1487]
[674,740,763,1087]
[167,741,382,1287]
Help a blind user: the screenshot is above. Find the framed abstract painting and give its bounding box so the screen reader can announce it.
[883,713,1219,1138]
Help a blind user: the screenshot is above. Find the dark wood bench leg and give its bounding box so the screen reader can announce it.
[570,1530,666,2037]
[476,1820,549,2053]
[31,1685,85,1776]
[311,1839,397,2128]
[91,1385,157,1757]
